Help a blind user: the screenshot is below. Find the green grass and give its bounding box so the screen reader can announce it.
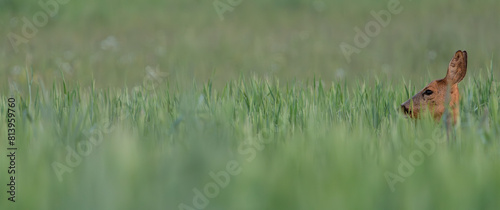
[1,70,499,209]
[1,0,500,209]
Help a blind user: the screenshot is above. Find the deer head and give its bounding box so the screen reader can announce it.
[401,50,468,123]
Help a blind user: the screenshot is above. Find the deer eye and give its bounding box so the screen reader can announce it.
[424,89,434,95]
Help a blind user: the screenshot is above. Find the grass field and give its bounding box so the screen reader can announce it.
[1,0,500,210]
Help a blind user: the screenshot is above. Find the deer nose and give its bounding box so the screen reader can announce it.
[401,104,409,114]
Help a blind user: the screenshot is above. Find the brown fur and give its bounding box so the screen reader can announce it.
[401,50,468,123]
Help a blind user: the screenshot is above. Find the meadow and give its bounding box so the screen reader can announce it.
[1,0,500,209]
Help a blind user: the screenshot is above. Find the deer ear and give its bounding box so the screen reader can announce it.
[445,50,467,84]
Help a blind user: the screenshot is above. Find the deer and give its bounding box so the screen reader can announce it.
[401,50,468,124]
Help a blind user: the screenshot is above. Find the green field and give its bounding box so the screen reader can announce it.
[1,0,500,209]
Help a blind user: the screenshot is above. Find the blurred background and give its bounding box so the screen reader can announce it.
[1,0,499,91]
[1,1,500,210]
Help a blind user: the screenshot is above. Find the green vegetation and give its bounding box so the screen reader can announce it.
[0,0,499,209]
[1,73,499,209]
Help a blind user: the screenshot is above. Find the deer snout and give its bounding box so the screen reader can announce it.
[401,104,408,114]
[400,101,411,115]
